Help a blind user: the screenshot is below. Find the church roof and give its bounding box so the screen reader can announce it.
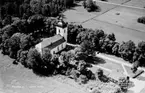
[40,35,66,50]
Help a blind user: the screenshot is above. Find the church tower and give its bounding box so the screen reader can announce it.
[56,18,68,42]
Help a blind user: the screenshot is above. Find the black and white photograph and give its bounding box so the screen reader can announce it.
[0,0,145,93]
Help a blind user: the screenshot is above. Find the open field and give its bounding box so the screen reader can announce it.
[64,1,145,44]
[95,6,145,32]
[64,1,117,23]
[124,0,145,8]
[82,19,145,44]
[94,0,130,4]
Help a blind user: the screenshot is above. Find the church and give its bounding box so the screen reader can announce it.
[35,18,68,55]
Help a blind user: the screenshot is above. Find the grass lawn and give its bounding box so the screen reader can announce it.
[98,59,124,73]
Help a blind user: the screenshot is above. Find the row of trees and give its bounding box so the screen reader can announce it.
[0,0,74,24]
[67,23,145,68]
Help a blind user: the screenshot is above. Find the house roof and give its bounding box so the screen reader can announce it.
[40,35,66,50]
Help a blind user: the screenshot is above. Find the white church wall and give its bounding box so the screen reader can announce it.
[50,42,67,54]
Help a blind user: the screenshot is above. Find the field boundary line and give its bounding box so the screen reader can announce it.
[93,18,145,34]
[94,0,145,10]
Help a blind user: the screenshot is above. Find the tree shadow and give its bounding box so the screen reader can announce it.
[86,56,106,65]
[32,67,54,77]
[66,3,82,10]
[95,6,101,12]
[99,75,110,83]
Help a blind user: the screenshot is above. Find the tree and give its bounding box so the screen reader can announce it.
[75,50,88,61]
[78,75,88,84]
[112,42,120,56]
[41,48,52,68]
[2,15,12,26]
[95,29,105,39]
[20,34,34,50]
[132,41,145,67]
[1,39,10,55]
[83,0,99,12]
[107,33,116,41]
[76,29,99,50]
[30,0,43,14]
[0,6,6,20]
[44,17,57,36]
[0,21,3,28]
[26,48,41,69]
[19,3,31,18]
[137,17,145,24]
[119,40,136,62]
[8,35,20,58]
[97,69,103,78]
[100,39,115,54]
[68,24,83,44]
[85,0,94,11]
[138,54,145,67]
[17,50,28,66]
[138,41,145,53]
[1,25,18,42]
[80,40,95,56]
[131,61,139,73]
[28,14,45,31]
[77,60,87,72]
[41,4,50,16]
[76,30,88,44]
[65,0,74,7]
[12,19,29,33]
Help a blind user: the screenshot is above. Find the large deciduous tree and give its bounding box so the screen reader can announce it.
[20,34,34,50]
[80,40,95,56]
[8,35,21,58]
[26,48,41,69]
[83,0,99,12]
[28,14,45,31]
[119,40,136,62]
